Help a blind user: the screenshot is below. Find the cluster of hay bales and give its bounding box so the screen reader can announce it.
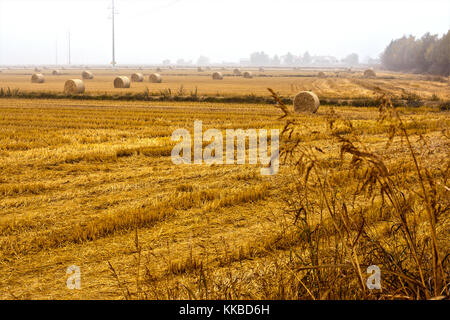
[64,79,85,94]
[31,73,45,83]
[233,68,242,76]
[114,76,131,88]
[317,71,326,78]
[149,73,162,83]
[82,70,94,80]
[293,91,320,113]
[131,73,144,82]
[212,71,223,80]
[363,69,376,78]
[243,71,253,79]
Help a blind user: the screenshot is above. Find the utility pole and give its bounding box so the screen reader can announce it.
[111,0,117,68]
[55,38,58,66]
[67,30,71,65]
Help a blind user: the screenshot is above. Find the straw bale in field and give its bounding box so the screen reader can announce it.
[212,71,223,80]
[114,76,131,88]
[64,79,85,94]
[82,70,94,79]
[131,73,144,82]
[293,91,320,113]
[363,69,376,78]
[243,71,253,78]
[31,73,45,83]
[149,73,162,83]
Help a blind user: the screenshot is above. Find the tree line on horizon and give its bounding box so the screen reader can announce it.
[381,31,450,76]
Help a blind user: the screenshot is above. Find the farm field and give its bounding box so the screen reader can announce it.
[0,68,449,100]
[0,95,448,299]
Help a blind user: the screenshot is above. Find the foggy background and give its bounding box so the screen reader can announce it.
[0,0,448,65]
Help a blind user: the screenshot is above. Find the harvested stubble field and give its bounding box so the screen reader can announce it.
[0,67,449,300]
[0,68,449,101]
[0,95,448,300]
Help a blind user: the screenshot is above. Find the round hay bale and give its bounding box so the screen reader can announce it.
[233,68,242,76]
[52,70,61,75]
[114,76,131,88]
[317,71,326,78]
[293,91,320,113]
[149,73,162,83]
[131,73,144,82]
[259,67,265,72]
[82,70,94,79]
[363,69,376,78]
[197,67,204,72]
[212,71,223,80]
[243,71,253,78]
[64,79,85,94]
[34,67,41,72]
[31,73,45,83]
[156,67,162,72]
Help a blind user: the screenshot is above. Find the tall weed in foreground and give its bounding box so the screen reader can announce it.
[269,88,448,299]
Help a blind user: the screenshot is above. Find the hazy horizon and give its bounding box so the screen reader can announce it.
[0,0,449,66]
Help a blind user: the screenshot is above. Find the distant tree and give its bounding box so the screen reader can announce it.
[271,55,281,65]
[282,52,295,65]
[294,54,304,65]
[341,53,359,65]
[197,56,210,66]
[381,31,449,75]
[250,51,271,65]
[303,51,312,65]
[426,30,450,75]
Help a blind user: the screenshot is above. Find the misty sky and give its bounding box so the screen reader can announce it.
[0,0,449,65]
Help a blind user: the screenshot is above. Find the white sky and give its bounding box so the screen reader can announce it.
[0,0,449,65]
